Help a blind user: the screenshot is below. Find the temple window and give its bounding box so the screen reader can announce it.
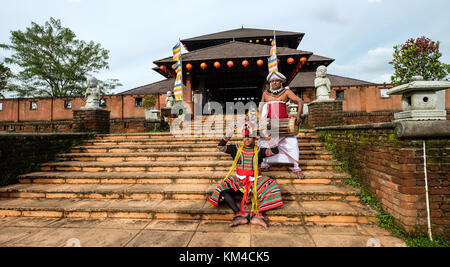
[380,89,390,98]
[135,98,143,107]
[64,100,72,109]
[0,103,2,111]
[30,101,38,110]
[100,98,107,107]
[336,90,345,99]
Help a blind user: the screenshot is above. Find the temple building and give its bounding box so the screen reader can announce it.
[122,27,392,112]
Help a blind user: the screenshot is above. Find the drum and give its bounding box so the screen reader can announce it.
[267,117,298,136]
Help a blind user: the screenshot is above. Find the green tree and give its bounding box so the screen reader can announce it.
[0,62,14,98]
[390,36,450,85]
[0,17,121,98]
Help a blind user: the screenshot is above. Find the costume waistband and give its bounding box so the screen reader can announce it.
[236,168,262,182]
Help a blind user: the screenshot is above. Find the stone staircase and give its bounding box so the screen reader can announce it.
[0,125,378,226]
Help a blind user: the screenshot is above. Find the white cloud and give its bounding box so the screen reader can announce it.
[310,0,351,24]
[368,0,382,3]
[329,47,394,83]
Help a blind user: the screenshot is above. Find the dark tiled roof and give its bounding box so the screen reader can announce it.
[182,27,303,42]
[308,54,335,63]
[119,79,174,95]
[289,71,375,88]
[154,41,312,64]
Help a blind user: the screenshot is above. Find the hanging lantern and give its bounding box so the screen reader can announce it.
[242,60,249,67]
[277,59,280,64]
[227,61,234,68]
[287,58,295,64]
[214,62,221,69]
[256,40,260,43]
[300,57,308,64]
[249,40,253,43]
[257,59,264,66]
[270,38,273,42]
[200,62,207,70]
[160,65,167,71]
[263,39,267,42]
[186,63,193,70]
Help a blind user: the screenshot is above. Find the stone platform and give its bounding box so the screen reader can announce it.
[0,217,405,247]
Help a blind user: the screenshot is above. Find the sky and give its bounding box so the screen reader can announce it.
[1,0,449,95]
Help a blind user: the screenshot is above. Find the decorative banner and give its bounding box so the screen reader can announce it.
[268,35,278,73]
[173,43,181,61]
[270,37,277,57]
[174,75,183,100]
[268,55,278,73]
[174,60,182,76]
[173,42,183,101]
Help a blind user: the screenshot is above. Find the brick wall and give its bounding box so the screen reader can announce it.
[316,124,450,239]
[307,101,344,128]
[0,133,91,186]
[343,111,397,125]
[73,109,110,134]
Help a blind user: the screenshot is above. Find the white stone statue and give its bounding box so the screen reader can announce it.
[315,65,332,101]
[166,91,175,108]
[82,77,101,109]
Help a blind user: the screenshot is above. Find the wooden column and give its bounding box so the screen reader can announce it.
[184,75,194,115]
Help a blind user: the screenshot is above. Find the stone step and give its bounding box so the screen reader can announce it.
[0,198,378,225]
[93,130,318,140]
[70,143,326,153]
[18,171,351,185]
[0,183,361,202]
[58,151,334,162]
[39,160,339,172]
[83,136,320,146]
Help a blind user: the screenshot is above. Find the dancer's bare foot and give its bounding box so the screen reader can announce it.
[260,166,270,172]
[251,215,268,229]
[292,168,305,179]
[230,214,249,227]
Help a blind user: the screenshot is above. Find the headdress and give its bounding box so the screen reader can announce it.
[267,71,286,82]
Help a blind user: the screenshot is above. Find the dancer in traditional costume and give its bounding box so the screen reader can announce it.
[208,122,283,228]
[258,71,305,179]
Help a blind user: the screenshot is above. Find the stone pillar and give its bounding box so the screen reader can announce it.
[308,100,344,128]
[73,109,110,134]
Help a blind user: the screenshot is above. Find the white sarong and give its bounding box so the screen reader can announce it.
[258,102,300,170]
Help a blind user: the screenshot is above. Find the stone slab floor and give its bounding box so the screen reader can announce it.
[0,217,406,247]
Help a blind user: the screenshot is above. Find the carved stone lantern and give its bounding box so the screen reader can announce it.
[387,76,450,121]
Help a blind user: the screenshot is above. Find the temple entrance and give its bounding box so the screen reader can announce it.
[196,71,266,114]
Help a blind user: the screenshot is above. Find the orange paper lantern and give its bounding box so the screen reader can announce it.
[242,60,249,67]
[214,62,221,69]
[257,59,264,66]
[200,62,207,70]
[287,58,295,64]
[160,65,167,71]
[227,61,234,68]
[300,57,308,64]
[186,63,192,70]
